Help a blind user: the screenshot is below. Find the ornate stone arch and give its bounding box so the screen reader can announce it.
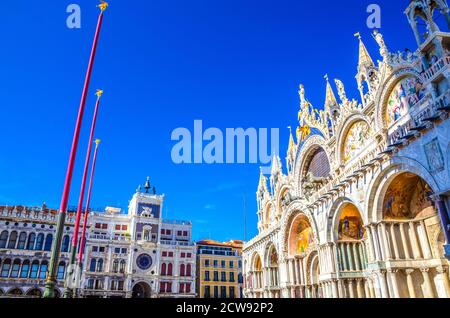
[365,156,440,223]
[335,114,372,165]
[326,196,365,242]
[281,204,319,258]
[263,201,275,229]
[275,184,293,217]
[250,251,263,271]
[263,241,279,268]
[294,135,332,195]
[375,68,427,131]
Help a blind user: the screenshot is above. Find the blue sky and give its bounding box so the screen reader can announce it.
[0,1,418,241]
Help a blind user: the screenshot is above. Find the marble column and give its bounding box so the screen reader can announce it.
[332,280,339,298]
[387,269,400,298]
[364,280,371,298]
[348,280,355,298]
[356,279,364,298]
[436,266,450,297]
[418,220,432,259]
[380,222,391,260]
[389,223,400,260]
[378,270,389,298]
[399,223,411,259]
[409,221,422,259]
[366,226,376,262]
[353,243,361,271]
[421,267,435,298]
[405,269,416,298]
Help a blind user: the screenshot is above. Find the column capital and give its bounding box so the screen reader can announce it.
[405,268,415,275]
[420,267,430,273]
[387,268,399,274]
[436,266,448,274]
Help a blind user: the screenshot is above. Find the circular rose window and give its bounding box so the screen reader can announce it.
[136,254,153,270]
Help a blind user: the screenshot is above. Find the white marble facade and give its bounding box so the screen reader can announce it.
[243,0,450,299]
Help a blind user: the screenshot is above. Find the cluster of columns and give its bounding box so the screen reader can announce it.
[365,220,434,263]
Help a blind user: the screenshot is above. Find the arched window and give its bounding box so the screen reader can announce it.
[1,259,11,277]
[186,264,192,277]
[168,263,173,276]
[29,261,39,278]
[61,235,70,253]
[89,259,97,272]
[7,231,18,249]
[35,234,44,250]
[180,264,185,277]
[120,260,126,273]
[44,234,53,251]
[97,259,103,272]
[20,260,30,278]
[39,261,48,279]
[0,231,8,248]
[27,233,36,250]
[10,259,21,278]
[161,263,167,276]
[57,262,66,280]
[17,232,27,250]
[113,259,119,273]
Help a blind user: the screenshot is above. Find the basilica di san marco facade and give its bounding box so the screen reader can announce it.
[243,0,450,299]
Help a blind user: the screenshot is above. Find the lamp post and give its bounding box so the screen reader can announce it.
[75,138,101,297]
[64,90,104,298]
[43,2,108,298]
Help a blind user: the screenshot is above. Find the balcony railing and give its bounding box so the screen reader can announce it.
[422,55,450,82]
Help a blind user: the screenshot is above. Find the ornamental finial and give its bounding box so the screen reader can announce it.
[95,89,104,99]
[98,0,109,12]
[95,139,101,146]
[354,32,361,40]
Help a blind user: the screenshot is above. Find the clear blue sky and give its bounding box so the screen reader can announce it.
[0,1,417,241]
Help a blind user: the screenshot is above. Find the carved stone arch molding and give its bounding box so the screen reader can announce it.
[294,134,331,196]
[364,156,440,224]
[275,184,293,217]
[335,113,372,165]
[375,67,427,132]
[262,200,275,228]
[325,196,365,242]
[280,202,320,259]
[263,239,279,267]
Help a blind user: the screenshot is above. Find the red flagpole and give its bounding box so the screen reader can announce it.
[78,139,101,265]
[44,2,108,299]
[64,91,103,298]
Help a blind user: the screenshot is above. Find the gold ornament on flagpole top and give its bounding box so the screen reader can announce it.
[95,139,101,146]
[98,0,109,12]
[354,32,361,40]
[95,89,104,99]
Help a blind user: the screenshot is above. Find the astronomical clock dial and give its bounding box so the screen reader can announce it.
[136,254,153,270]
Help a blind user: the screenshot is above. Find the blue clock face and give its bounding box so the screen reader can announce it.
[137,254,153,270]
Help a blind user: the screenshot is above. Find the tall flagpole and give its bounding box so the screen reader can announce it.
[43,2,109,298]
[75,138,101,297]
[64,90,104,298]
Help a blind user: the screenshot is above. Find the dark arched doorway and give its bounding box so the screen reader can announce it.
[132,282,151,298]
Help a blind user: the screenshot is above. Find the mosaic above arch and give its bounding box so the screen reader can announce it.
[385,76,426,127]
[343,120,372,163]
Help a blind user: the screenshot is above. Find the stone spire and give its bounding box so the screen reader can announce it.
[258,168,268,193]
[355,32,374,73]
[324,74,338,113]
